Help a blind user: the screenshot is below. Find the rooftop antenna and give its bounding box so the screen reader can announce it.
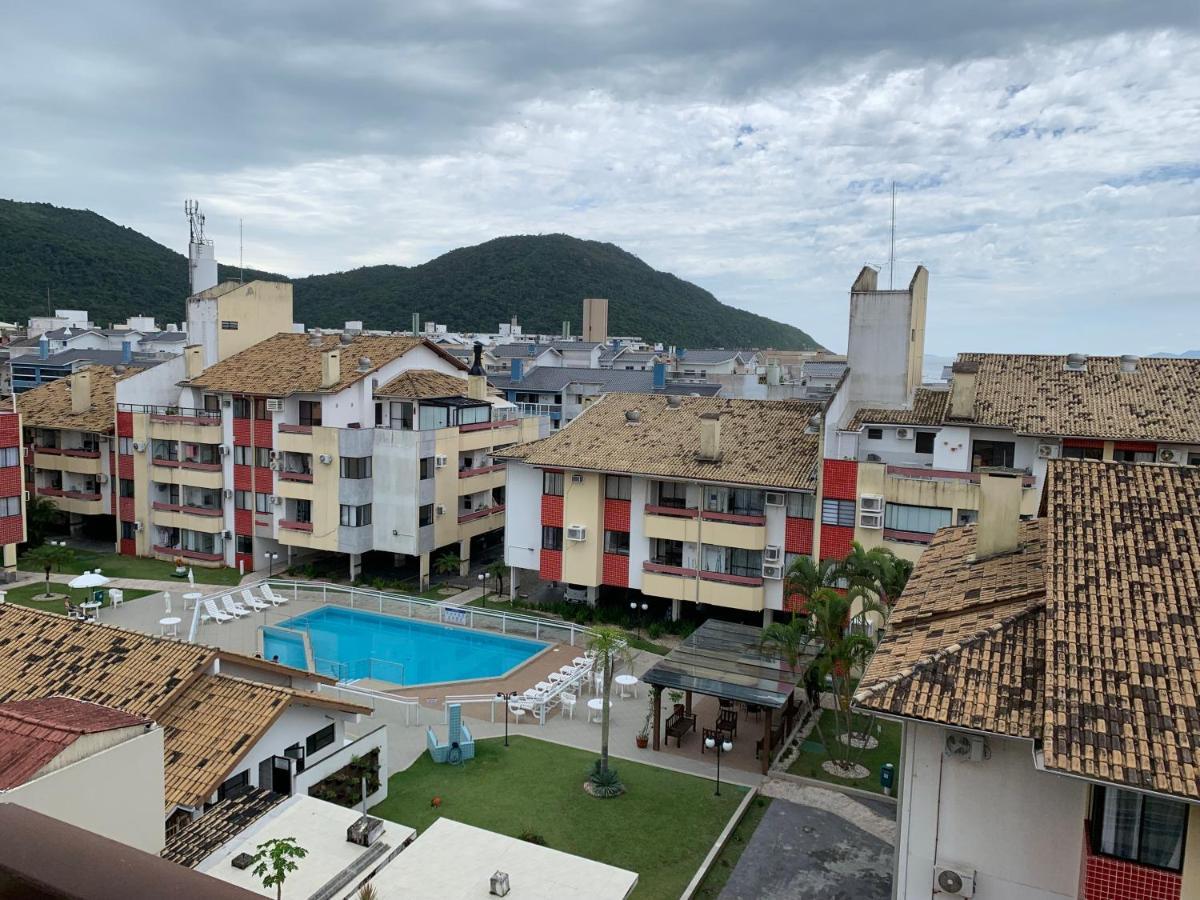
[45,286,51,317]
[239,218,244,284]
[888,180,896,290]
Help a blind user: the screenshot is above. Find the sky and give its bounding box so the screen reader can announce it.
[2,2,1198,355]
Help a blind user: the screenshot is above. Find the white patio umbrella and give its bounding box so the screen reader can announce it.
[187,568,195,588]
[163,591,172,616]
[68,570,111,609]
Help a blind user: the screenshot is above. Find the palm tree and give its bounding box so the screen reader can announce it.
[22,543,75,598]
[586,625,633,795]
[21,494,60,549]
[840,542,910,607]
[432,550,461,578]
[486,560,507,599]
[783,554,841,615]
[758,616,815,674]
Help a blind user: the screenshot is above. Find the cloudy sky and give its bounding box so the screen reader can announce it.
[3,1,1198,354]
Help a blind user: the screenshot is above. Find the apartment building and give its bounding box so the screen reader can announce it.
[0,402,24,579]
[856,460,1200,900]
[497,394,823,621]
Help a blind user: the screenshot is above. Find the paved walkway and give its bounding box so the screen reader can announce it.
[12,571,203,594]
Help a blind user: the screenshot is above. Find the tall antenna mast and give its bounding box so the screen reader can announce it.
[888,181,896,290]
[239,218,244,284]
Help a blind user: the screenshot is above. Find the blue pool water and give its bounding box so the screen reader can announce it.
[262,606,546,686]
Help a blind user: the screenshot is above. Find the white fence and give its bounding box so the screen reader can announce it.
[317,683,422,727]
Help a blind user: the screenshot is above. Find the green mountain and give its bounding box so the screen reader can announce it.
[0,199,820,349]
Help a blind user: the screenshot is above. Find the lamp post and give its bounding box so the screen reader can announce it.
[264,551,279,578]
[478,572,487,609]
[496,691,518,747]
[629,601,649,638]
[704,735,734,796]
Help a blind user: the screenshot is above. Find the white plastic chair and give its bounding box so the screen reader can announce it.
[220,595,251,618]
[108,588,123,607]
[240,589,270,611]
[261,584,289,606]
[508,701,528,725]
[560,692,576,720]
[201,598,233,624]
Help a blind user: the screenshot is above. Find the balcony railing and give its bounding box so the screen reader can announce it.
[515,402,559,418]
[644,504,698,519]
[700,509,766,526]
[459,419,518,433]
[278,423,313,435]
[642,561,696,577]
[280,519,314,533]
[458,463,505,478]
[120,403,221,424]
[33,446,101,459]
[152,501,223,518]
[280,471,314,483]
[882,528,934,545]
[886,464,1036,488]
[458,505,505,524]
[700,570,765,587]
[152,544,223,562]
[38,487,102,501]
[179,459,222,472]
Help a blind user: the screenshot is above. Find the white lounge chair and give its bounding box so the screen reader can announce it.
[239,589,270,611]
[261,584,289,606]
[220,595,251,618]
[201,598,233,624]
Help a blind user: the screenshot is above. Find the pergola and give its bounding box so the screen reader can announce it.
[641,619,820,774]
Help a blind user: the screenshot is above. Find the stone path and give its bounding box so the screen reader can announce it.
[759,778,896,846]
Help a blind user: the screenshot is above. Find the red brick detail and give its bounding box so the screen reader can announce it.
[0,413,19,447]
[539,548,562,581]
[0,466,22,497]
[118,497,135,522]
[1063,438,1106,450]
[820,525,855,561]
[0,514,22,545]
[109,452,116,513]
[541,494,563,527]
[253,420,273,447]
[603,499,630,532]
[1082,832,1181,900]
[785,517,813,555]
[118,455,134,479]
[116,411,133,437]
[822,459,858,500]
[783,592,809,615]
[233,465,252,491]
[1113,441,1157,453]
[234,509,253,534]
[236,553,255,573]
[602,552,629,587]
[233,418,251,446]
[254,468,273,492]
[119,538,137,556]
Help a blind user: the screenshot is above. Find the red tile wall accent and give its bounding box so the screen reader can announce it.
[235,553,255,573]
[785,517,814,555]
[1063,438,1105,450]
[0,413,19,447]
[540,548,562,581]
[602,552,629,587]
[118,455,134,479]
[234,509,253,535]
[253,420,273,447]
[822,459,858,500]
[119,538,137,556]
[116,411,133,437]
[0,466,22,497]
[783,592,808,614]
[1082,833,1181,900]
[821,525,855,561]
[253,468,273,493]
[233,464,252,491]
[0,514,22,545]
[603,499,630,532]
[118,498,135,522]
[109,452,116,513]
[541,494,563,527]
[233,418,251,446]
[1113,441,1157,453]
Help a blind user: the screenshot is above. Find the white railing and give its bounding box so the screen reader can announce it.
[443,694,505,723]
[515,402,558,417]
[317,683,422,727]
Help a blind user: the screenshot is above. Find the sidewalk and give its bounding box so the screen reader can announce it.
[12,571,198,594]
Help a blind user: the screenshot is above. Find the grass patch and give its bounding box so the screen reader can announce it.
[787,709,901,795]
[21,549,243,585]
[2,582,155,613]
[371,736,745,899]
[692,795,773,899]
[621,632,670,655]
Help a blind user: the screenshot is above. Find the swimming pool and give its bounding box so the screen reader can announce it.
[262,606,547,686]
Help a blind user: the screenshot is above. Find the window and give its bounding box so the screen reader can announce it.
[340,504,372,527]
[306,723,336,756]
[298,400,322,427]
[603,530,630,555]
[0,496,19,516]
[1062,444,1103,460]
[418,405,450,431]
[0,447,16,468]
[232,397,251,419]
[340,456,372,479]
[956,509,978,526]
[180,529,221,555]
[541,526,563,551]
[654,480,688,508]
[253,398,270,420]
[821,499,855,527]
[459,405,490,426]
[418,457,435,480]
[216,770,248,801]
[971,439,1015,469]
[121,521,137,540]
[1190,452,1200,467]
[418,504,434,527]
[255,492,272,514]
[220,320,239,330]
[254,447,271,468]
[884,503,953,534]
[391,401,414,430]
[786,492,815,519]
[915,431,936,454]
[234,490,251,510]
[702,545,762,578]
[151,439,178,462]
[236,535,253,554]
[119,478,135,498]
[202,394,220,412]
[650,538,684,567]
[543,471,564,496]
[118,436,133,455]
[232,446,251,466]
[729,488,765,516]
[293,499,312,524]
[867,427,883,440]
[605,475,631,500]
[1090,785,1188,872]
[1114,448,1155,463]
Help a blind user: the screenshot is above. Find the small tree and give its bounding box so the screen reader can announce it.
[586,625,633,796]
[782,554,842,615]
[22,543,75,597]
[758,616,814,674]
[433,550,462,577]
[486,560,507,598]
[251,837,307,900]
[21,494,60,549]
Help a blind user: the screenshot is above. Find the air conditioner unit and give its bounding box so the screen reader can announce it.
[859,511,883,530]
[762,563,783,580]
[269,450,280,461]
[97,474,109,484]
[1159,447,1177,463]
[435,454,448,469]
[270,460,283,471]
[860,494,883,513]
[944,731,989,762]
[265,398,284,412]
[764,544,782,563]
[218,444,229,456]
[895,427,912,440]
[565,524,587,541]
[222,398,232,408]
[933,864,976,897]
[1037,442,1059,459]
[131,441,146,453]
[570,474,584,484]
[23,490,30,502]
[435,504,446,516]
[271,495,282,506]
[222,530,232,540]
[865,453,883,463]
[222,488,233,499]
[133,520,143,532]
[319,453,333,464]
[764,491,785,507]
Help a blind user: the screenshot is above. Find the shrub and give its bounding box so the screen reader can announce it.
[588,760,625,798]
[518,828,548,846]
[308,749,381,808]
[647,621,665,639]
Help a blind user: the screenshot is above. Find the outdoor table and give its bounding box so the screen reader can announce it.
[159,616,182,638]
[615,674,639,698]
[586,698,611,723]
[80,601,101,622]
[182,592,202,611]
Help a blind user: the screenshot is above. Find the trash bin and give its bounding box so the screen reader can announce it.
[880,762,895,796]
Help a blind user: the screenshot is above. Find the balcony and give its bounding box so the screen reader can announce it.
[644,504,697,519]
[699,570,765,587]
[278,423,313,435]
[38,486,101,502]
[179,459,222,472]
[279,519,314,533]
[886,464,1036,488]
[152,545,223,563]
[699,509,767,526]
[458,505,505,524]
[642,560,696,578]
[458,463,505,478]
[35,446,102,459]
[279,471,314,483]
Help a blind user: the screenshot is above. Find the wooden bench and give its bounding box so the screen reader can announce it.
[665,710,697,747]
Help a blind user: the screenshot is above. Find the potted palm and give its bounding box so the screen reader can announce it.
[635,694,654,748]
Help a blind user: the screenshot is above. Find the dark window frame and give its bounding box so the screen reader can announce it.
[305,723,336,757]
[866,427,883,440]
[543,471,564,496]
[605,475,632,501]
[915,431,936,454]
[1089,785,1189,873]
[603,530,630,555]
[971,439,1016,469]
[821,498,855,527]
[541,526,563,551]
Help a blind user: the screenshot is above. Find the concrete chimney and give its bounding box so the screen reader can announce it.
[975,472,1023,560]
[468,342,488,401]
[184,345,205,380]
[321,348,341,388]
[948,360,979,420]
[69,370,92,414]
[697,412,722,462]
[38,335,49,360]
[583,298,609,344]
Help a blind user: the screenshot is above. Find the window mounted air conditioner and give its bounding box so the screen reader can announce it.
[895,427,912,440]
[269,450,280,460]
[933,865,977,897]
[859,511,883,529]
[860,494,883,513]
[97,474,109,484]
[764,544,782,564]
[222,489,233,499]
[565,525,587,541]
[1159,448,1177,463]
[435,454,448,468]
[131,441,146,452]
[271,495,282,506]
[133,521,143,532]
[222,398,232,408]
[764,491,785,507]
[270,460,283,471]
[571,474,584,484]
[23,490,30,502]
[762,564,783,580]
[223,530,232,540]
[265,398,284,412]
[218,445,229,456]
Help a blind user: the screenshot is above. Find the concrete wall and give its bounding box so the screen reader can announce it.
[504,462,542,572]
[2,726,165,855]
[221,703,351,799]
[561,470,603,586]
[896,722,1087,899]
[215,282,294,364]
[293,724,389,808]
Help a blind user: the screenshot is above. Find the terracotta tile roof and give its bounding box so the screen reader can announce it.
[956,352,1200,442]
[496,393,822,491]
[184,333,466,396]
[375,368,471,399]
[162,787,286,867]
[1042,460,1200,799]
[846,388,950,431]
[0,697,150,789]
[16,364,130,432]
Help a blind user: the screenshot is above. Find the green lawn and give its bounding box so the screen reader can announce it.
[2,581,155,613]
[787,709,901,795]
[371,736,745,899]
[692,795,773,899]
[22,549,243,585]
